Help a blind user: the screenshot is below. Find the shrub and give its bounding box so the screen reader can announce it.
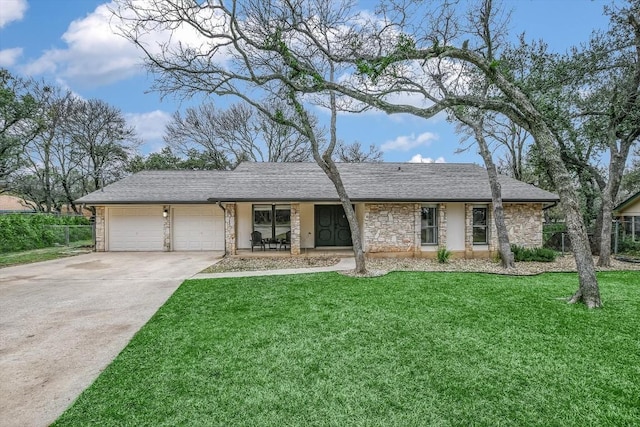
[511,244,557,262]
[436,247,452,264]
[0,214,90,253]
[618,237,640,257]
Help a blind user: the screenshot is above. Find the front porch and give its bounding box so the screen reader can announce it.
[234,248,355,258]
[223,201,544,260]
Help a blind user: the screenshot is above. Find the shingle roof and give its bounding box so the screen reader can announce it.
[75,162,559,204]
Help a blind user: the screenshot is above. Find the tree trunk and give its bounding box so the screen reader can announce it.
[535,132,602,308]
[597,191,614,267]
[598,135,631,267]
[474,126,514,268]
[316,159,367,274]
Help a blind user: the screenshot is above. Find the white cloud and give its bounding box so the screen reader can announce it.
[126,110,172,144]
[0,47,23,67]
[0,0,27,28]
[21,3,142,85]
[381,131,438,152]
[22,1,228,88]
[408,154,446,163]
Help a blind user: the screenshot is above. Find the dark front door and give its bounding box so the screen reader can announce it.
[315,205,353,247]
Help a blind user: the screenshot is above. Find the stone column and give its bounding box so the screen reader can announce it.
[438,203,447,250]
[94,206,105,252]
[465,203,473,258]
[414,203,422,256]
[224,203,237,255]
[163,205,171,251]
[290,203,300,255]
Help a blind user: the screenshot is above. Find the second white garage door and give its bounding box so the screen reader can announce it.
[172,205,224,251]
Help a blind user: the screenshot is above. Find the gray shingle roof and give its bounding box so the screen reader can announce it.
[75,162,559,204]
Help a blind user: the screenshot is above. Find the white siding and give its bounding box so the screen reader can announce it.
[300,203,315,248]
[236,203,253,249]
[447,203,466,251]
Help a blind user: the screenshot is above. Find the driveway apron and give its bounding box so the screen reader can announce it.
[0,251,221,427]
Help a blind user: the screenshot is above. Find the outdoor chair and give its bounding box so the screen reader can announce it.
[279,230,291,251]
[251,231,265,252]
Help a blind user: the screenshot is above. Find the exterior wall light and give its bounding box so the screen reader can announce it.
[163,209,168,218]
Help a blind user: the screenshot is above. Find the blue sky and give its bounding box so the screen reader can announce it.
[0,0,615,164]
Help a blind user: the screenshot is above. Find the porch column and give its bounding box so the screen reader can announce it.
[414,203,421,255]
[224,203,237,255]
[438,203,447,250]
[465,203,473,258]
[94,206,105,252]
[163,204,171,252]
[290,203,300,255]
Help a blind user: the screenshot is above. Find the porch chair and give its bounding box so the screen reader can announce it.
[251,231,265,252]
[279,230,291,251]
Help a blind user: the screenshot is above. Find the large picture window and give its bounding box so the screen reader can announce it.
[421,206,438,245]
[472,207,488,244]
[253,204,290,241]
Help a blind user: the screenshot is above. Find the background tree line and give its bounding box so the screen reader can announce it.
[0,68,382,214]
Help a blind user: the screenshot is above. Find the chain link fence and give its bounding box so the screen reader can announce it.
[544,219,640,257]
[44,224,94,248]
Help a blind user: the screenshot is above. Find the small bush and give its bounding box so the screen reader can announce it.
[511,245,557,262]
[437,247,452,264]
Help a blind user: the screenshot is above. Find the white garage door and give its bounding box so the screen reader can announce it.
[173,205,224,251]
[108,207,164,251]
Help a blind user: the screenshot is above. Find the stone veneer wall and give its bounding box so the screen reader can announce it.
[95,206,105,251]
[464,204,474,257]
[224,203,237,255]
[438,203,447,249]
[504,203,543,247]
[290,203,301,255]
[364,203,420,254]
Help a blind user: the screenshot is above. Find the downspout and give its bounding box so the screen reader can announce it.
[216,201,227,257]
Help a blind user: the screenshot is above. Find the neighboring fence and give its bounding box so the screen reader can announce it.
[543,220,640,255]
[543,224,570,254]
[45,225,94,247]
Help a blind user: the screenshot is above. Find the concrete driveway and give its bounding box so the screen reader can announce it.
[0,251,222,427]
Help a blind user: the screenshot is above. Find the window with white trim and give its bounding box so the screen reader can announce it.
[421,206,438,245]
[472,207,488,244]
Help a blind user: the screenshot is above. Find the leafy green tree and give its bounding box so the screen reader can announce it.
[0,69,41,190]
[127,146,229,172]
[11,84,138,213]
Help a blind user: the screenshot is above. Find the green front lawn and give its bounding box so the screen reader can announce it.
[0,240,93,268]
[55,271,639,426]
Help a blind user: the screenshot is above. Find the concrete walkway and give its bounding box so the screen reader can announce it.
[192,257,356,279]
